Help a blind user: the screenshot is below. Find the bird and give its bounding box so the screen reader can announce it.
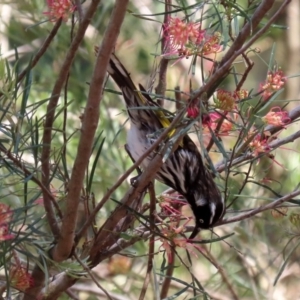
[106,53,225,239]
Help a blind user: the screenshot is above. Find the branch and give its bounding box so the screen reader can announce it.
[191,0,289,101]
[138,183,156,300]
[215,128,300,173]
[25,1,103,299]
[155,0,172,106]
[41,0,102,240]
[265,104,300,135]
[221,189,300,225]
[52,0,129,262]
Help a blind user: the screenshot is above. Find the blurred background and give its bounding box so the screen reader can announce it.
[0,0,300,299]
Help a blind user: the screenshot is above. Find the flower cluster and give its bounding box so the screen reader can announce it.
[259,70,287,100]
[187,106,200,118]
[214,89,236,112]
[263,107,290,127]
[155,192,204,263]
[159,193,187,220]
[202,32,222,55]
[0,203,14,241]
[164,17,222,58]
[159,223,202,263]
[10,266,33,292]
[208,112,235,136]
[44,0,75,22]
[248,133,270,157]
[214,89,249,112]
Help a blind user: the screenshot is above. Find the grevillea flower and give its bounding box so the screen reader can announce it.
[262,107,290,127]
[186,106,212,129]
[159,193,186,220]
[259,70,287,100]
[205,112,235,136]
[173,238,203,257]
[164,17,205,57]
[202,32,222,55]
[0,203,14,241]
[233,89,249,100]
[187,106,200,118]
[215,89,236,112]
[44,0,76,22]
[159,218,196,263]
[249,133,270,157]
[163,17,223,62]
[10,266,33,291]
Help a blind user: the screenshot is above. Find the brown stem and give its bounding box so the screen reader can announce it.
[191,0,288,102]
[221,189,300,225]
[41,0,103,240]
[159,248,175,299]
[51,0,129,262]
[138,183,156,300]
[155,0,172,106]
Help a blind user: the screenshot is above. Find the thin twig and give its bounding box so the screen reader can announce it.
[0,19,62,100]
[221,189,300,225]
[190,0,287,102]
[73,253,114,300]
[0,144,62,218]
[202,246,240,300]
[138,183,156,300]
[74,0,83,22]
[51,0,127,262]
[155,0,172,106]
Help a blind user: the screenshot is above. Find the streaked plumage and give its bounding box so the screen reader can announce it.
[107,53,225,238]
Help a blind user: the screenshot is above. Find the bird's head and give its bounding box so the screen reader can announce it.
[187,182,225,230]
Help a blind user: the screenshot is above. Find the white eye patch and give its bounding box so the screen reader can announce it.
[195,197,207,207]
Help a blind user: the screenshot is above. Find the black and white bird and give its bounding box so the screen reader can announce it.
[107,53,225,238]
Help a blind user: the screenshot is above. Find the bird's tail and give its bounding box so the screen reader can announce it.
[107,53,154,125]
[104,52,172,131]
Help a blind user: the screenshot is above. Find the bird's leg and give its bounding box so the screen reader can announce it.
[125,144,142,186]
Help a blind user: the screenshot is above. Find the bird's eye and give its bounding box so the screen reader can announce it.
[199,219,204,223]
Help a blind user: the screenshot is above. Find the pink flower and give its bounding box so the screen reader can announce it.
[262,107,290,127]
[164,17,205,58]
[202,32,222,55]
[205,112,235,136]
[159,193,186,220]
[44,0,76,22]
[215,89,236,112]
[249,134,270,157]
[187,106,200,118]
[0,203,12,225]
[0,225,14,241]
[165,17,205,48]
[10,266,33,291]
[259,70,287,100]
[233,89,249,100]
